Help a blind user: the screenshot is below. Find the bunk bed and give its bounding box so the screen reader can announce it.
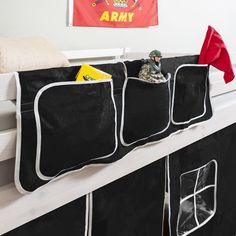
[0,47,236,235]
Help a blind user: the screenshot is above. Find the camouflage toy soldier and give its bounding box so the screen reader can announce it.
[138,50,166,83]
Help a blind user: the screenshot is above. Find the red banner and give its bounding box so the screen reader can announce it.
[199,26,235,83]
[69,0,158,28]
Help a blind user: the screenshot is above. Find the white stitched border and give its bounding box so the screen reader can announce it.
[14,72,30,194]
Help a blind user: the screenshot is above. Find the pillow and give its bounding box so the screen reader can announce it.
[0,37,70,73]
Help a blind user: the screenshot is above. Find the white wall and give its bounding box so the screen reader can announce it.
[0,0,235,54]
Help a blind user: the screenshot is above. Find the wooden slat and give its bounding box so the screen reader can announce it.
[0,101,16,131]
[62,48,128,60]
[0,129,16,162]
[0,73,16,102]
[0,158,15,187]
[1,90,236,234]
[209,69,236,97]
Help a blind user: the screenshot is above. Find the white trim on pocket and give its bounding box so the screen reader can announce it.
[85,193,93,236]
[171,64,209,125]
[120,74,171,146]
[14,72,31,194]
[34,79,118,181]
[167,156,172,236]
[87,192,93,236]
[176,159,218,236]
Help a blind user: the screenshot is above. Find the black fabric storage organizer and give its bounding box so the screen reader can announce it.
[15,55,213,193]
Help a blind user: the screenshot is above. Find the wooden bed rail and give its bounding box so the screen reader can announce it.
[0,73,17,102]
[0,129,16,162]
[62,48,130,60]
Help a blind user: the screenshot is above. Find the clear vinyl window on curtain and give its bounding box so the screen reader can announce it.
[177,160,217,236]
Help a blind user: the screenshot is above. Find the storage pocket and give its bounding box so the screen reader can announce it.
[34,80,117,180]
[120,76,171,146]
[171,64,209,125]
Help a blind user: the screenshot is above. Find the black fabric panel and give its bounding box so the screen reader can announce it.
[19,111,45,190]
[161,55,199,78]
[124,60,143,77]
[92,159,166,236]
[92,63,126,92]
[169,123,236,236]
[18,66,83,191]
[172,65,208,123]
[3,196,87,236]
[122,78,170,145]
[38,82,116,177]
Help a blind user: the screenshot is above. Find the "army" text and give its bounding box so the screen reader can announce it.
[100,11,134,22]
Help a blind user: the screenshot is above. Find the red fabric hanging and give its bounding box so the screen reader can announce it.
[70,0,158,28]
[198,26,235,83]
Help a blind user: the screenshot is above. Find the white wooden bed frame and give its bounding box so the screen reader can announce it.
[0,48,236,235]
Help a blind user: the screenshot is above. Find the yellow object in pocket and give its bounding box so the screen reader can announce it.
[76,64,112,81]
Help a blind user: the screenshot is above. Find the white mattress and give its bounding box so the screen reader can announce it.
[0,101,16,131]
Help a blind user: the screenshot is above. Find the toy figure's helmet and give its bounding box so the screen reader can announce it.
[149,50,162,58]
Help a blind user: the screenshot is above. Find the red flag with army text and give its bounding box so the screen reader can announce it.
[69,0,158,27]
